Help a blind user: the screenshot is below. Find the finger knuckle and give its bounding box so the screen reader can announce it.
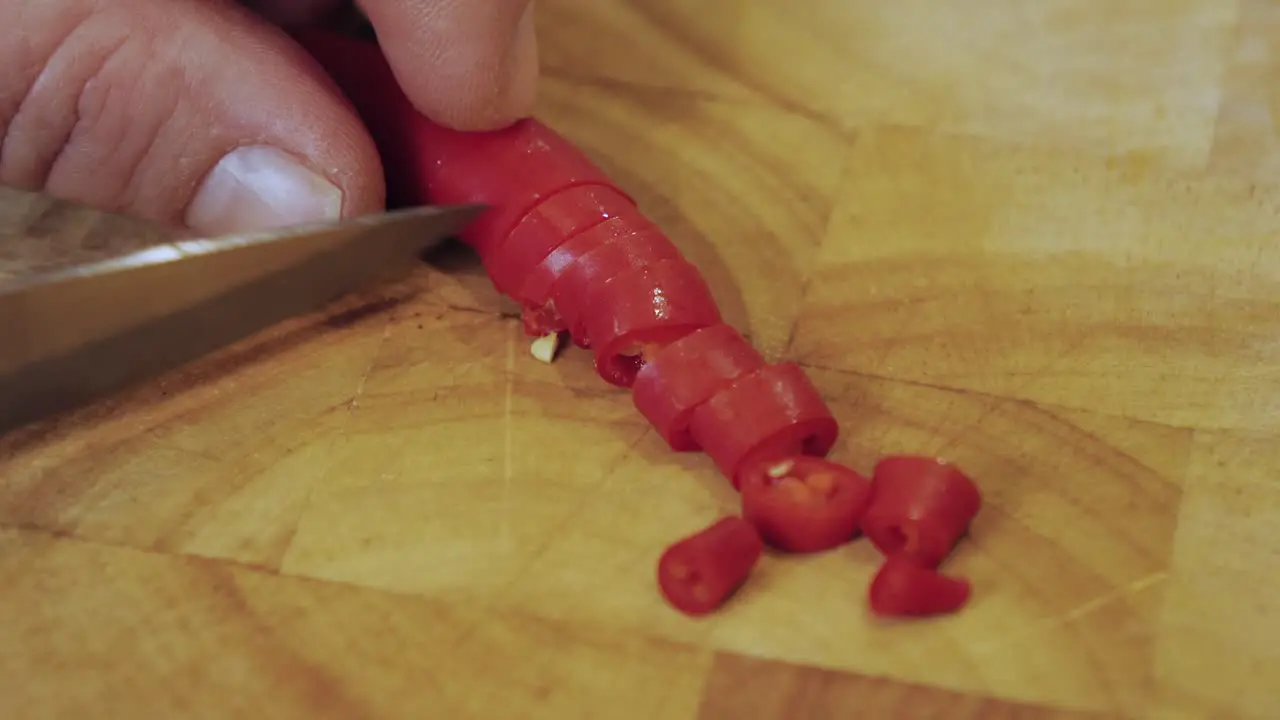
[1,4,194,218]
[0,2,95,191]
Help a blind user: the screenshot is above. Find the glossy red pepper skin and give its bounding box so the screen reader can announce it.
[547,228,683,348]
[485,184,636,297]
[631,324,765,452]
[860,456,982,568]
[738,456,873,553]
[657,516,764,617]
[520,215,678,343]
[688,362,839,488]
[867,555,971,618]
[518,213,662,305]
[580,259,723,387]
[292,29,635,259]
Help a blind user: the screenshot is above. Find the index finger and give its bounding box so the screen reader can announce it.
[356,0,538,131]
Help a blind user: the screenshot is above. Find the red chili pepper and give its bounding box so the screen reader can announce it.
[657,516,764,617]
[867,555,971,618]
[483,184,636,297]
[545,226,684,348]
[860,456,982,568]
[579,258,722,387]
[688,362,839,488]
[300,32,854,552]
[738,456,873,553]
[516,214,677,341]
[631,324,765,451]
[292,29,633,258]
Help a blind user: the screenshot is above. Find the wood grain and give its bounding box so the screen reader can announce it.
[698,654,1111,719]
[789,126,1280,431]
[4,1,1280,718]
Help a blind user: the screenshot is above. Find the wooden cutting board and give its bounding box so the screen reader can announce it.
[3,1,1278,718]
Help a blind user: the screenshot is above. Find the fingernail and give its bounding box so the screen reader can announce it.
[186,145,343,235]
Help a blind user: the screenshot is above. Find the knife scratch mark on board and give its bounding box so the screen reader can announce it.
[502,324,516,545]
[347,313,394,411]
[964,571,1167,657]
[498,424,654,594]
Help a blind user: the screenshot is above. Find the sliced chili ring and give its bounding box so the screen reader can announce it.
[515,213,668,338]
[430,127,631,259]
[860,456,982,568]
[580,258,722,387]
[688,362,839,488]
[517,212,662,306]
[867,555,972,618]
[631,324,765,452]
[738,456,873,553]
[656,516,764,617]
[548,228,684,348]
[482,184,637,297]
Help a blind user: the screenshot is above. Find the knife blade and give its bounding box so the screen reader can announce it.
[0,197,484,435]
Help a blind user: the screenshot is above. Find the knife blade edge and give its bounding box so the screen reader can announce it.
[0,203,484,295]
[0,203,484,433]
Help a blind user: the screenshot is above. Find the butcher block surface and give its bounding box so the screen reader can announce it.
[3,2,1279,718]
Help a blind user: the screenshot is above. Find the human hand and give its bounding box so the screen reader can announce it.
[0,0,538,236]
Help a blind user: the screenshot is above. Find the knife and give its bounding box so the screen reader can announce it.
[0,188,483,435]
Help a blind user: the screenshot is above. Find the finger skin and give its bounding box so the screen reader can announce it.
[358,0,539,131]
[247,0,542,129]
[0,0,384,226]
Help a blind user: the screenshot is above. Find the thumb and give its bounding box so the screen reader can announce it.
[0,0,385,236]
[359,0,539,131]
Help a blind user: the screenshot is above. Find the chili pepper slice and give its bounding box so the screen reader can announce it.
[867,555,972,618]
[631,324,765,451]
[580,258,723,387]
[860,456,982,568]
[738,456,873,553]
[515,212,672,339]
[545,226,684,348]
[293,30,633,258]
[521,306,565,339]
[656,516,764,617]
[688,362,839,488]
[483,184,636,297]
[518,213,662,306]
